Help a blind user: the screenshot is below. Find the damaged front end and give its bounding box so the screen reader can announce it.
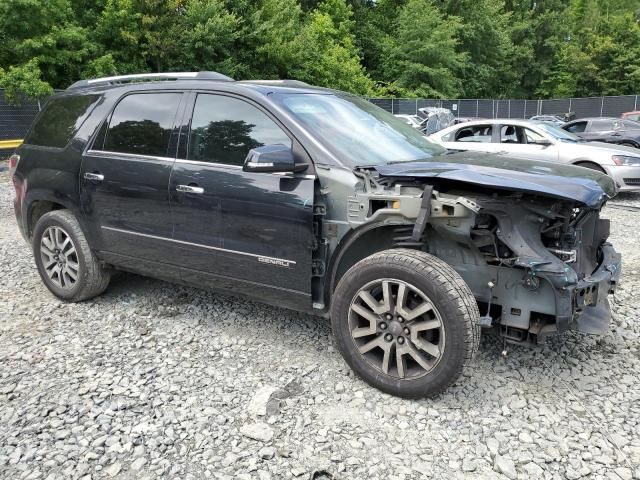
[338,159,621,345]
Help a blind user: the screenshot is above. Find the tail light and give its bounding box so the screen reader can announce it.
[8,154,20,176]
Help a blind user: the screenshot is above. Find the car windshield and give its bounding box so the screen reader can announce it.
[273,93,445,166]
[535,122,579,142]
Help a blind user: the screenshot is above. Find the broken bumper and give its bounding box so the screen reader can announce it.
[556,243,622,335]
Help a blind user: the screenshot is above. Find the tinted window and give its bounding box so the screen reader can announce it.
[455,125,493,143]
[566,122,587,133]
[25,95,100,148]
[188,94,291,166]
[103,93,181,156]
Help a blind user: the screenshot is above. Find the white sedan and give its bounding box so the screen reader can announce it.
[429,119,640,192]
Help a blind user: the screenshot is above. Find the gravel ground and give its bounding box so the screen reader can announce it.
[0,168,639,480]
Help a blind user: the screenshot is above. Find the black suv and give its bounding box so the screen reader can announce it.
[11,72,621,398]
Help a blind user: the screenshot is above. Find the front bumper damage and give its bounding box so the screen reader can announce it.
[560,244,621,335]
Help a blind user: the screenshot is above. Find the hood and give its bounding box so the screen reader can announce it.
[374,151,616,208]
[570,140,640,156]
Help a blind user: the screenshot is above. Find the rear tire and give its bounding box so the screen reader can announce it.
[32,210,110,302]
[330,248,480,398]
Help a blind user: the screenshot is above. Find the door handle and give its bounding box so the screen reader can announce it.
[83,172,104,182]
[176,184,204,194]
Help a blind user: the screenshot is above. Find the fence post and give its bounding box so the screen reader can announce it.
[600,97,604,117]
[391,99,394,115]
[568,98,572,115]
[415,98,418,115]
[508,100,511,118]
[635,95,638,111]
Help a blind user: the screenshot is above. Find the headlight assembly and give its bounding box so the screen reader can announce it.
[612,155,640,166]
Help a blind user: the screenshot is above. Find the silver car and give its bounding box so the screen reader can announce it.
[429,119,640,192]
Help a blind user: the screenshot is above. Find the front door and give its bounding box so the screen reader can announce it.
[169,92,315,308]
[494,124,559,162]
[80,91,184,263]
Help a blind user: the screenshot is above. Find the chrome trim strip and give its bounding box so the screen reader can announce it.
[86,150,175,162]
[174,158,242,169]
[174,159,316,179]
[101,226,297,266]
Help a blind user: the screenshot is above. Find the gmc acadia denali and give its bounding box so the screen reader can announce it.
[10,72,621,398]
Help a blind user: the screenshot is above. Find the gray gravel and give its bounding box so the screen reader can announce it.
[1,168,639,480]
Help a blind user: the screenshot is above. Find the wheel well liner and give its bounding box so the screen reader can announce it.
[28,201,65,239]
[326,223,411,302]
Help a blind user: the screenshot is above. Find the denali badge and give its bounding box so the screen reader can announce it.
[258,257,292,268]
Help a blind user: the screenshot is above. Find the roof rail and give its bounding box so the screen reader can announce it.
[241,79,311,88]
[67,71,234,90]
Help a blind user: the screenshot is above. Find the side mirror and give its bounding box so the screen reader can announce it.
[243,145,307,173]
[531,138,552,147]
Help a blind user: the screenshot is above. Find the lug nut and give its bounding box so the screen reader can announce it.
[397,336,405,344]
[404,327,410,335]
[384,333,393,342]
[386,314,392,321]
[398,316,404,323]
[379,322,387,330]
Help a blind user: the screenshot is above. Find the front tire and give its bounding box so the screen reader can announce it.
[331,249,480,398]
[32,210,110,302]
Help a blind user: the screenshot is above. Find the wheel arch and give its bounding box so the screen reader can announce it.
[25,191,87,241]
[571,159,607,174]
[326,222,414,305]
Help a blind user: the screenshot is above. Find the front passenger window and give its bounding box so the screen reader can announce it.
[188,94,292,166]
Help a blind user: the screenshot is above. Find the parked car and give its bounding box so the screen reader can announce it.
[454,116,485,125]
[529,114,566,126]
[394,114,427,131]
[11,72,621,398]
[621,111,640,122]
[417,107,455,135]
[562,117,640,149]
[430,118,640,192]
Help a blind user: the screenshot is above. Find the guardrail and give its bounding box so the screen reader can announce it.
[0,139,22,149]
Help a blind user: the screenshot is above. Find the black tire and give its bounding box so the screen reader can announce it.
[32,210,110,302]
[619,141,639,149]
[331,248,480,398]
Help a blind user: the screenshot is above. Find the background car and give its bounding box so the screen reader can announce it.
[529,114,566,126]
[416,107,455,135]
[621,111,640,122]
[394,114,427,131]
[429,118,640,192]
[562,117,640,148]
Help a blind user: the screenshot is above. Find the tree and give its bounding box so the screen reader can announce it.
[381,0,464,98]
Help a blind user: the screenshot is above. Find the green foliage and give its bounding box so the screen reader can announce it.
[381,0,464,98]
[1,0,640,101]
[0,60,53,104]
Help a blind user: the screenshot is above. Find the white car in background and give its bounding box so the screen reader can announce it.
[429,119,640,192]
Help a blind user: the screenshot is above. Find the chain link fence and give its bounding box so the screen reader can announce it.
[369,95,640,120]
[1,91,639,143]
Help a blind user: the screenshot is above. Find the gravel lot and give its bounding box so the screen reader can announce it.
[1,168,639,480]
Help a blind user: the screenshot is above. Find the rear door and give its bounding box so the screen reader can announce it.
[169,92,315,308]
[80,91,184,263]
[439,124,498,153]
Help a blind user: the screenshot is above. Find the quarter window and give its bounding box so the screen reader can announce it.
[188,94,291,166]
[102,93,182,156]
[25,95,100,148]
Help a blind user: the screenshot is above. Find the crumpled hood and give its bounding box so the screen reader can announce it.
[374,151,616,207]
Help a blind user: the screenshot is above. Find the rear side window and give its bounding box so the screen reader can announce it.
[454,125,493,143]
[187,94,291,166]
[25,95,100,148]
[565,121,587,133]
[101,93,182,157]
